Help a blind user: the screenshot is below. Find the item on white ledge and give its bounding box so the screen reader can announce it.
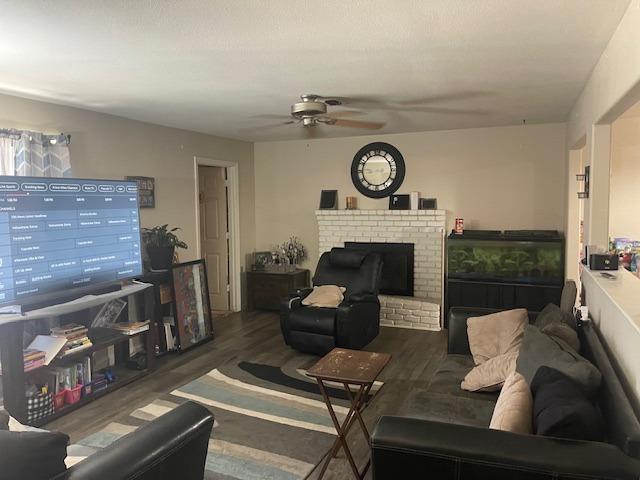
[410,191,420,210]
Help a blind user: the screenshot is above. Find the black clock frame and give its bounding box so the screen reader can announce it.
[351,142,406,198]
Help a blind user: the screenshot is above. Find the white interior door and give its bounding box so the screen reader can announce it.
[199,166,230,311]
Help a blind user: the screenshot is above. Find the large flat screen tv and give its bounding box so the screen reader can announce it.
[0,176,143,307]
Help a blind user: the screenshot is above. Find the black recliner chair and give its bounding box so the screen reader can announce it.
[280,247,383,355]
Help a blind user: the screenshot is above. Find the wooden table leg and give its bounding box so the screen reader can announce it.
[316,379,371,480]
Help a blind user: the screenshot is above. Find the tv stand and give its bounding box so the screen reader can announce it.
[0,282,155,426]
[16,283,124,314]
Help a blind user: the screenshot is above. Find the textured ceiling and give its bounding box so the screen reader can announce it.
[0,0,631,141]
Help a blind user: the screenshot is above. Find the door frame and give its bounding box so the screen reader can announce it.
[193,156,241,312]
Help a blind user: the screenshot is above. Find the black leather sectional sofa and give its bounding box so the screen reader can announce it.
[371,307,640,479]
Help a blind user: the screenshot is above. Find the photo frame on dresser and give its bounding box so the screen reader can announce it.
[171,259,214,351]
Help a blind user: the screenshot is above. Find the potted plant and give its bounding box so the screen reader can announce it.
[142,224,188,270]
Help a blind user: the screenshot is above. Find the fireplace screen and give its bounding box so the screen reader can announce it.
[345,242,414,296]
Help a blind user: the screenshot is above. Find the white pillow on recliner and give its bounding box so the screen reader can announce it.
[302,285,346,308]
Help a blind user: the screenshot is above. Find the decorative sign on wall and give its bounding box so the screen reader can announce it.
[126,176,155,208]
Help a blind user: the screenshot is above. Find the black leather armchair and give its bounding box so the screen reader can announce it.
[55,401,214,480]
[280,248,383,355]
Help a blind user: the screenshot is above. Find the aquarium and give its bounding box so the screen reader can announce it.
[447,238,564,286]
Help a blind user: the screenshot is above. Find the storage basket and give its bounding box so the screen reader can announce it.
[53,390,66,411]
[64,384,83,405]
[26,392,54,423]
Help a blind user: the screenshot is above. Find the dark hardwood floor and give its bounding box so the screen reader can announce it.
[48,310,447,479]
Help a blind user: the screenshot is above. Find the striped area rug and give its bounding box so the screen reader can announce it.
[69,360,383,479]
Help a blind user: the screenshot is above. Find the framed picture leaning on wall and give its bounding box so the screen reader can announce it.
[171,259,213,351]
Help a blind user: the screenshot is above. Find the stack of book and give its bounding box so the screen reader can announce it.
[23,348,45,372]
[107,320,150,336]
[51,323,93,357]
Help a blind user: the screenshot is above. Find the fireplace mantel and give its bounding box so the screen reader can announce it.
[316,209,446,330]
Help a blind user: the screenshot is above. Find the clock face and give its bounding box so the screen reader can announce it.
[351,142,405,198]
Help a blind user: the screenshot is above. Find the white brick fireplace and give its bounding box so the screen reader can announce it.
[316,209,446,330]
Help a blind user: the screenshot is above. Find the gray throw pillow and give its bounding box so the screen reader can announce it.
[535,303,576,331]
[516,325,601,396]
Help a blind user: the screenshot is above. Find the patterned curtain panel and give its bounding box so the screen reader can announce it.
[15,132,71,177]
[0,136,16,175]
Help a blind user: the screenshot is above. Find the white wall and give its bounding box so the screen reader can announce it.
[0,93,256,292]
[254,123,567,270]
[566,0,640,407]
[610,115,640,240]
[567,0,640,247]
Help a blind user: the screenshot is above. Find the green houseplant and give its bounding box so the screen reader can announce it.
[142,224,188,270]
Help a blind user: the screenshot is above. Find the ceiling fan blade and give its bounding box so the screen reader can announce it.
[332,118,385,130]
[330,95,487,115]
[395,91,490,105]
[327,110,364,118]
[393,106,489,115]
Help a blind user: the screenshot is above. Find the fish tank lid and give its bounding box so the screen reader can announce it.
[448,229,564,242]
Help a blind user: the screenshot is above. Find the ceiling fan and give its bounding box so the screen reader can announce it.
[252,94,386,135]
[250,92,489,137]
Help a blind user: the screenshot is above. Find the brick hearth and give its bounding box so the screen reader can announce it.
[315,209,446,331]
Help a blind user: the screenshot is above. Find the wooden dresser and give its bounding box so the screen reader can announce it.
[247,269,310,311]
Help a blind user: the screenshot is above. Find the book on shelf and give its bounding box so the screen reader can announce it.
[23,349,46,372]
[26,336,67,365]
[50,323,87,337]
[51,323,93,358]
[24,359,45,372]
[105,320,150,335]
[52,357,92,394]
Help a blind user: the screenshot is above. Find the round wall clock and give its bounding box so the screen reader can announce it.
[351,142,405,198]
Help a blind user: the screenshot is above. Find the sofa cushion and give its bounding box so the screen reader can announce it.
[407,355,498,428]
[467,309,528,365]
[535,303,576,331]
[302,285,346,308]
[531,366,605,442]
[288,307,336,336]
[461,350,518,392]
[541,321,580,352]
[489,371,533,434]
[516,325,601,396]
[0,429,69,479]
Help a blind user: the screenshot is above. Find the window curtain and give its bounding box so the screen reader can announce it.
[15,131,72,177]
[0,136,16,175]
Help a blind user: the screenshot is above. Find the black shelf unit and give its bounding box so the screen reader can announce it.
[445,230,565,325]
[0,285,156,426]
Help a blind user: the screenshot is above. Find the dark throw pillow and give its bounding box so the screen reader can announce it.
[531,366,605,442]
[535,303,577,331]
[516,324,601,396]
[0,429,69,479]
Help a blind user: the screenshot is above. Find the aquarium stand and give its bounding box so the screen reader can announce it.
[445,231,565,326]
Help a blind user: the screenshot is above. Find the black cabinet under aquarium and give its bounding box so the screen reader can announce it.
[445,230,565,324]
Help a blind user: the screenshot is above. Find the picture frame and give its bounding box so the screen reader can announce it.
[171,259,213,351]
[126,175,155,208]
[252,251,272,271]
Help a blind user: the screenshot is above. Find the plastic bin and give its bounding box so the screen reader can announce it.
[64,384,83,405]
[53,390,66,410]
